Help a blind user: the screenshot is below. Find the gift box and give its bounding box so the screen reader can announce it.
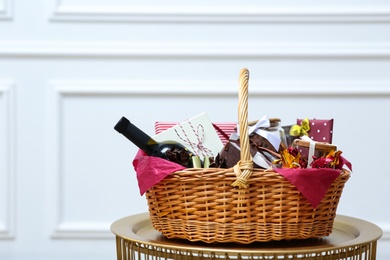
[292,139,337,168]
[297,118,334,143]
[155,120,236,145]
[153,113,224,159]
[293,139,337,159]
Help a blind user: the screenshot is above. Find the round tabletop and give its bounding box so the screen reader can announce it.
[111,213,383,259]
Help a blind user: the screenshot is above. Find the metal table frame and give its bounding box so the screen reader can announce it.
[111,213,383,260]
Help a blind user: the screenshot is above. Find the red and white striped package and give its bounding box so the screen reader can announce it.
[155,122,237,145]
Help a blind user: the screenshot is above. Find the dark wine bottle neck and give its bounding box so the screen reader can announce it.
[114,117,157,156]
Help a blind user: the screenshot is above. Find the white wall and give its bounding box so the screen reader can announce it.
[0,0,389,259]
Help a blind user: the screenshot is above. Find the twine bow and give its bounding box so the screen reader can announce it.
[175,122,213,158]
[290,118,310,137]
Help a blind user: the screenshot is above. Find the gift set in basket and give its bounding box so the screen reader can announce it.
[115,68,351,244]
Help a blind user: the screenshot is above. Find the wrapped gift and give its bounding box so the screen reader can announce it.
[292,138,337,168]
[214,131,281,169]
[215,140,255,168]
[293,139,337,159]
[238,115,284,152]
[156,121,236,145]
[215,138,277,169]
[296,118,334,143]
[153,113,224,160]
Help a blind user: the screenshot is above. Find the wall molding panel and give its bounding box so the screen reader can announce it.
[0,81,15,239]
[0,0,12,20]
[46,82,119,239]
[49,80,390,97]
[49,1,390,23]
[52,221,113,239]
[1,42,390,59]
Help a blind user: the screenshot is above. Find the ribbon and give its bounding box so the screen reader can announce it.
[336,154,353,172]
[237,115,281,151]
[174,121,213,158]
[301,136,316,168]
[290,118,310,137]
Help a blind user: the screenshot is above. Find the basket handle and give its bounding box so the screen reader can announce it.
[231,68,254,188]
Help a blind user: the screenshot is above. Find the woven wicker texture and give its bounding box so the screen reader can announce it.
[146,68,350,244]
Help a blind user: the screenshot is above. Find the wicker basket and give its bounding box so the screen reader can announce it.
[146,68,350,244]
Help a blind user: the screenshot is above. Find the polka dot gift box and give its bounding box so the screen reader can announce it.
[297,118,334,143]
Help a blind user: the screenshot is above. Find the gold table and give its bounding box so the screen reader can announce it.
[111,213,382,260]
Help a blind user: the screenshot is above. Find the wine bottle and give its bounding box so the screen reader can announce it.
[114,116,193,167]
